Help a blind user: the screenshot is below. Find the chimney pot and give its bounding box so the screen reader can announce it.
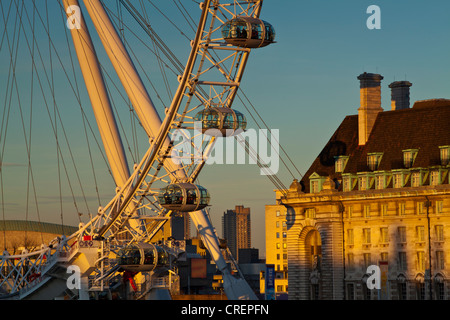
[357,72,384,145]
[389,80,412,110]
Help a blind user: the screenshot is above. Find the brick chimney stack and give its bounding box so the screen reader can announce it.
[357,72,384,146]
[389,80,412,110]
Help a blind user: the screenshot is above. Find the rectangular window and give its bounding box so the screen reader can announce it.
[430,171,440,186]
[343,177,350,192]
[381,204,388,217]
[347,229,354,245]
[375,175,385,189]
[305,208,316,219]
[359,176,368,190]
[347,206,353,218]
[398,227,407,243]
[394,173,403,188]
[363,205,371,218]
[404,152,413,168]
[436,225,444,241]
[416,202,425,215]
[380,252,388,262]
[403,149,418,168]
[398,252,407,271]
[380,227,389,243]
[416,226,425,242]
[436,201,444,214]
[335,159,343,173]
[311,180,319,193]
[417,251,425,270]
[398,282,407,300]
[436,282,445,300]
[412,172,421,187]
[363,228,371,244]
[440,146,450,165]
[367,153,383,171]
[398,203,406,216]
[436,251,445,270]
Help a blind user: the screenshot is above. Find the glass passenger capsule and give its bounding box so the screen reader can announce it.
[194,107,247,136]
[221,17,275,48]
[117,243,170,272]
[158,183,210,212]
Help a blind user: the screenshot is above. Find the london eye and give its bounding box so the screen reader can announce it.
[0,0,281,300]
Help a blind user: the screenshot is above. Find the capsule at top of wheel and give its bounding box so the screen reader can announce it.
[194,107,247,136]
[158,183,210,212]
[221,17,275,48]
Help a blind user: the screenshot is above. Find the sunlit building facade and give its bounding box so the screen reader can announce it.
[263,207,289,296]
[267,73,450,299]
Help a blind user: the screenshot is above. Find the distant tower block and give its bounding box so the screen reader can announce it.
[357,72,384,145]
[389,81,412,110]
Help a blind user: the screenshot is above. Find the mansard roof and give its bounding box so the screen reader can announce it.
[300,99,450,192]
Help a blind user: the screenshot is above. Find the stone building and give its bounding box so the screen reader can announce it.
[266,73,450,300]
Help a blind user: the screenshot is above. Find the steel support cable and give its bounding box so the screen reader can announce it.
[236,136,288,195]
[173,0,197,34]
[238,89,303,179]
[0,0,15,251]
[115,0,185,75]
[12,1,85,224]
[5,0,45,244]
[200,32,302,184]
[146,0,192,42]
[24,1,93,218]
[205,48,302,183]
[44,0,66,235]
[115,0,212,111]
[236,93,297,180]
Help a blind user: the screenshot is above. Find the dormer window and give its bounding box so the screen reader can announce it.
[392,170,408,188]
[335,156,349,173]
[342,174,357,192]
[309,172,326,193]
[357,172,374,190]
[367,152,383,171]
[439,146,450,166]
[430,169,445,186]
[403,149,418,168]
[411,171,422,187]
[374,171,390,189]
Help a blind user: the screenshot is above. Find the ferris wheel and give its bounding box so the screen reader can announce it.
[0,0,277,300]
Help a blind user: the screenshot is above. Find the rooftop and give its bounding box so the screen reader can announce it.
[300,99,450,193]
[0,220,78,236]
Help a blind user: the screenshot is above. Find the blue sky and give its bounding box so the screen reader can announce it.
[1,0,449,257]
